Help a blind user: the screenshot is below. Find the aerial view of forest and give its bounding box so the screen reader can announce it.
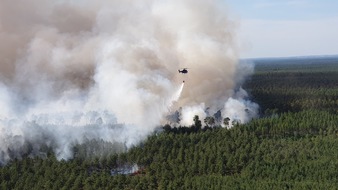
[1,0,338,189]
[1,56,338,189]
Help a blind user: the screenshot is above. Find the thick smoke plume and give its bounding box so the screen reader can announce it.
[0,0,257,164]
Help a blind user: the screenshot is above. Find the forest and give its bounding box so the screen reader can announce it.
[1,56,338,189]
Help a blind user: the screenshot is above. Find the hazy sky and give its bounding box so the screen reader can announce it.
[226,0,338,58]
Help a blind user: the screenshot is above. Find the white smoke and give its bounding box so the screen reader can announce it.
[180,103,207,127]
[179,60,258,127]
[222,87,259,127]
[0,0,257,164]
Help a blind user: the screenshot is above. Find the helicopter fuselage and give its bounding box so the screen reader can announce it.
[178,69,188,74]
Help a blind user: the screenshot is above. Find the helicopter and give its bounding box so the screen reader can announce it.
[178,68,188,74]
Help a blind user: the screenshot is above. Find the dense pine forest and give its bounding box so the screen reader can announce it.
[1,56,338,189]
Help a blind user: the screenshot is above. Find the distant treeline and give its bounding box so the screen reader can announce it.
[244,56,338,114]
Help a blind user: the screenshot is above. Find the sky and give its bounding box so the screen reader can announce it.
[225,0,338,58]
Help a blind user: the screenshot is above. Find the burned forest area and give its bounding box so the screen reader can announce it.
[1,56,338,189]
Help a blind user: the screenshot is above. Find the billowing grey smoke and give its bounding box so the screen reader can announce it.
[0,0,257,164]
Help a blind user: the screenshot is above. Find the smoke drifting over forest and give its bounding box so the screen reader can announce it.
[0,0,258,164]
